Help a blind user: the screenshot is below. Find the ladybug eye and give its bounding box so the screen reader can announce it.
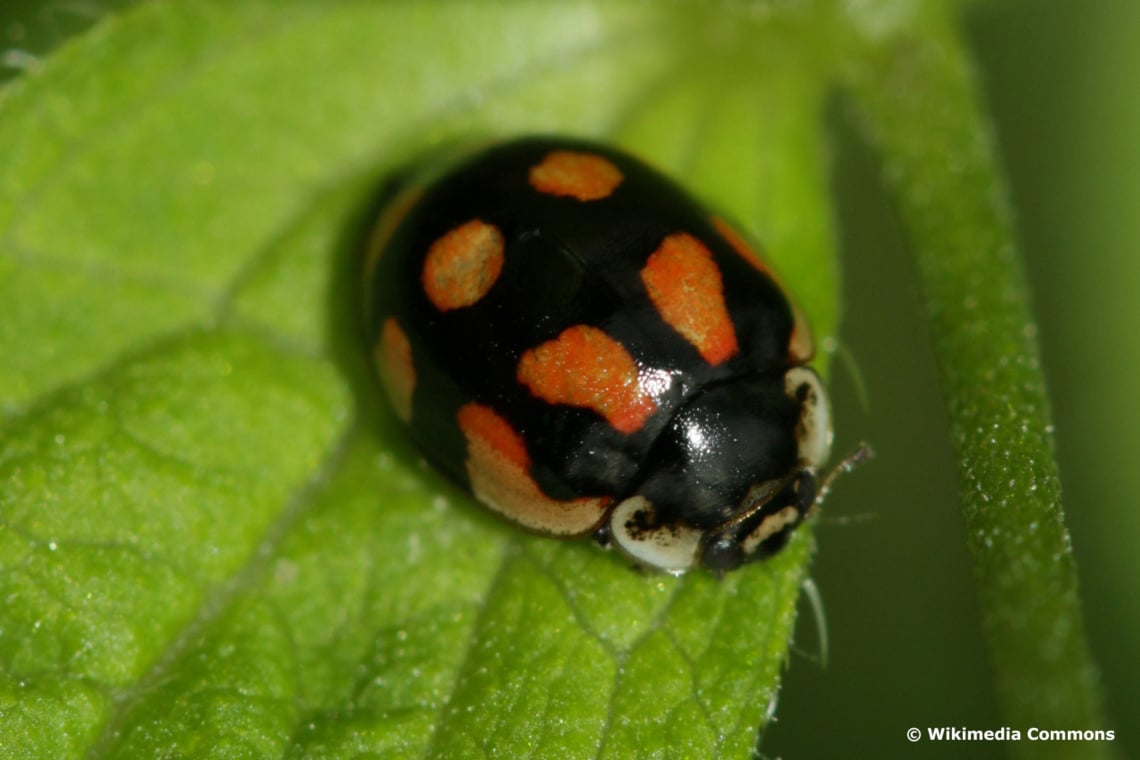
[794,471,817,512]
[701,536,744,573]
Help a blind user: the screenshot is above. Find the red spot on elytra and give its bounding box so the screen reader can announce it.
[712,216,814,362]
[376,318,415,422]
[457,402,610,536]
[641,232,739,366]
[365,185,424,279]
[528,151,623,201]
[457,402,529,470]
[422,219,504,311]
[517,325,657,434]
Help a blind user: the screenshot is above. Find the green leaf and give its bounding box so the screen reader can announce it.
[1,2,841,758]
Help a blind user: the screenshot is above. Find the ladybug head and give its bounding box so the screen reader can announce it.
[608,367,832,573]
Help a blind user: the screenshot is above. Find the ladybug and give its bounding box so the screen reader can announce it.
[364,136,849,573]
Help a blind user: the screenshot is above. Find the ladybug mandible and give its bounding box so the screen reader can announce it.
[365,137,846,573]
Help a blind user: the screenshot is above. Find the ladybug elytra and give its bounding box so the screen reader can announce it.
[364,137,855,573]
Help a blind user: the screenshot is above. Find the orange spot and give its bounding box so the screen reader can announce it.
[712,217,775,278]
[528,151,623,201]
[422,219,504,311]
[712,217,814,362]
[517,326,657,434]
[457,402,610,536]
[365,185,424,279]
[457,403,530,471]
[787,309,814,363]
[641,232,739,366]
[376,318,415,422]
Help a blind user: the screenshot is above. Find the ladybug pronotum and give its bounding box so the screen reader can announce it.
[364,137,848,573]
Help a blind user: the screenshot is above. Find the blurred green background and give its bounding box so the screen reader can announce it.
[2,1,1135,757]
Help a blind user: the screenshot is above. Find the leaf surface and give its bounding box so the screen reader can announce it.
[0,2,840,758]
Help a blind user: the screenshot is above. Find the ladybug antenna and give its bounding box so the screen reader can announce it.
[811,441,874,516]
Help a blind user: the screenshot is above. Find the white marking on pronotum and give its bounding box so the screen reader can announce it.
[784,366,833,468]
[609,495,703,573]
